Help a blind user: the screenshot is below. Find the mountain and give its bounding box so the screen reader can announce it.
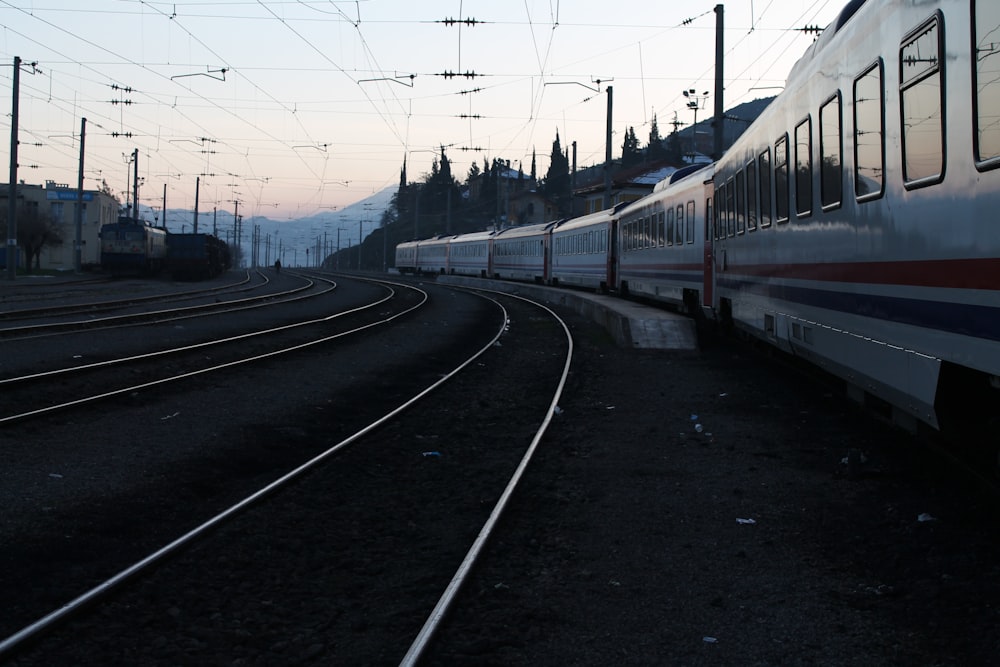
[139,186,397,267]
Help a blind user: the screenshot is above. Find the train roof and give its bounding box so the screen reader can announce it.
[653,162,714,192]
[552,207,618,233]
[449,229,496,243]
[492,220,559,239]
[785,0,867,85]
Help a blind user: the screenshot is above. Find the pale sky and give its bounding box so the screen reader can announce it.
[0,0,845,220]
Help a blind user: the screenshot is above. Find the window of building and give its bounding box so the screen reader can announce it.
[820,94,843,209]
[900,15,944,186]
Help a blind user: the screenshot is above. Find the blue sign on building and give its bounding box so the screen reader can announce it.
[46,190,94,202]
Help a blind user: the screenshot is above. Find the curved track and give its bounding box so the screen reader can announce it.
[0,278,573,665]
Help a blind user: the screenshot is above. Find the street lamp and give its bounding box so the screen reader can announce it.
[682,89,710,158]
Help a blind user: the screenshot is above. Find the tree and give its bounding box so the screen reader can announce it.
[542,130,571,217]
[0,205,63,273]
[621,126,641,167]
[647,114,667,162]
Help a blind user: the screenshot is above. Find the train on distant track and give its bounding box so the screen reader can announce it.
[396,0,1000,451]
[100,218,231,280]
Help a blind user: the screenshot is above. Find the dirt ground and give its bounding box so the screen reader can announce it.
[426,315,1000,666]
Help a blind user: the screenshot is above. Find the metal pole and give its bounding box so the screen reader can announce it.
[193,176,200,234]
[7,56,20,280]
[132,149,139,223]
[358,219,362,271]
[74,117,86,272]
[603,85,613,209]
[162,184,167,230]
[713,4,725,160]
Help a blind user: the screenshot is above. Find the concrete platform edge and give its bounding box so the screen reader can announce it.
[435,275,698,351]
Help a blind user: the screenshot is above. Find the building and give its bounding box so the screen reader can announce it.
[0,180,120,271]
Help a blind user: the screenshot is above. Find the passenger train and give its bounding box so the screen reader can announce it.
[395,0,1000,450]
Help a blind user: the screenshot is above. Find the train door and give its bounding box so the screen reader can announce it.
[608,218,619,290]
[702,184,715,308]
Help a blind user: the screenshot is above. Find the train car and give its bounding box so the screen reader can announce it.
[617,163,714,313]
[414,235,450,274]
[549,209,617,292]
[167,232,230,280]
[448,230,494,278]
[491,221,556,283]
[99,217,168,276]
[710,0,1000,434]
[395,240,419,274]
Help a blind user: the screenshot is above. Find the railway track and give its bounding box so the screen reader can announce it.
[0,279,573,664]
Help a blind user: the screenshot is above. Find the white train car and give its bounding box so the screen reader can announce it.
[491,222,555,283]
[394,240,419,274]
[413,235,450,275]
[711,0,1000,432]
[549,209,616,291]
[448,230,493,278]
[617,164,715,313]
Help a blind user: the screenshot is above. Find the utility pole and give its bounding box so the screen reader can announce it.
[162,184,167,230]
[713,4,725,160]
[603,85,613,210]
[193,176,200,234]
[132,148,139,223]
[6,56,19,280]
[74,117,86,272]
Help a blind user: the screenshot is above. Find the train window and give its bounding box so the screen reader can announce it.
[686,201,695,243]
[854,61,885,200]
[759,149,772,228]
[775,135,790,223]
[795,117,813,217]
[716,183,727,240]
[900,15,944,187]
[746,160,758,231]
[726,177,736,237]
[705,197,713,242]
[644,216,652,248]
[735,170,746,235]
[820,94,843,209]
[676,205,685,244]
[666,208,674,246]
[658,212,666,247]
[974,0,1000,167]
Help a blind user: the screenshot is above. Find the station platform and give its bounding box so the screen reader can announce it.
[436,275,698,351]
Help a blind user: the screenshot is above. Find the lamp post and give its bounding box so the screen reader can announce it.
[682,89,710,159]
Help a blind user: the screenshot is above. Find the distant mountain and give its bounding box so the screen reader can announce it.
[138,186,397,267]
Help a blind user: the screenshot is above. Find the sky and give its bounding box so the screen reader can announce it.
[0,0,846,222]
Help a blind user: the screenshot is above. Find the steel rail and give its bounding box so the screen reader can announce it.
[0,272,314,337]
[0,279,411,424]
[0,282,506,661]
[400,287,575,666]
[0,270,255,319]
[0,274,368,387]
